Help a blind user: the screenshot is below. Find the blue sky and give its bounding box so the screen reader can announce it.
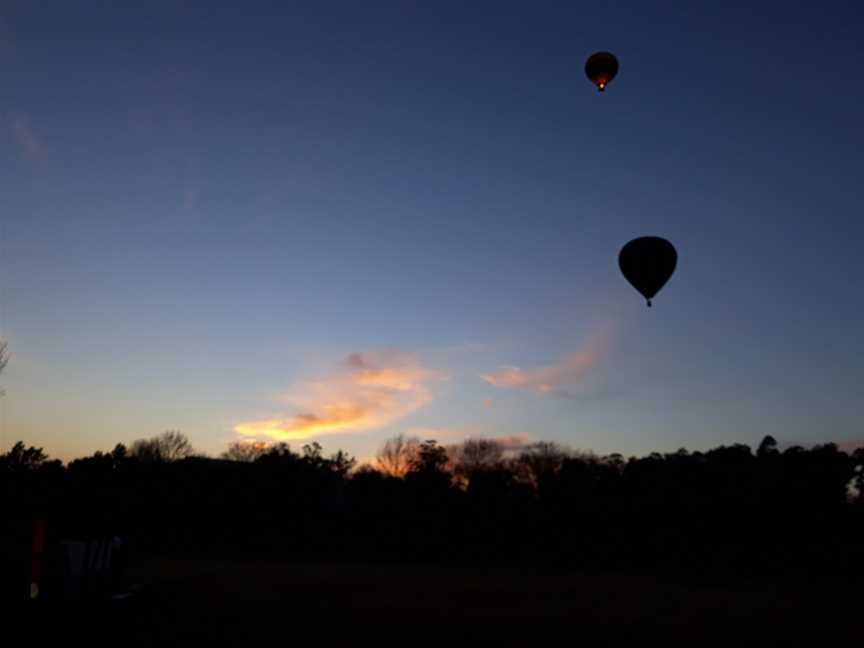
[1,1,862,462]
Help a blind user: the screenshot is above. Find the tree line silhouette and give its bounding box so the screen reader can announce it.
[2,430,864,591]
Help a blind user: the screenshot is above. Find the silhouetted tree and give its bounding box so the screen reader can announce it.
[375,433,420,477]
[1,441,50,471]
[405,440,451,494]
[850,448,864,504]
[450,437,504,486]
[327,450,357,477]
[2,429,862,586]
[513,441,570,490]
[111,443,127,461]
[302,442,323,462]
[757,435,779,458]
[256,442,296,466]
[130,430,195,462]
[222,440,269,462]
[409,440,448,474]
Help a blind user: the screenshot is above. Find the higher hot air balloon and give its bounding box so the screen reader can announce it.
[618,236,677,307]
[585,51,619,92]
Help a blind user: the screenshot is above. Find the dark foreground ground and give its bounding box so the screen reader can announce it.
[16,558,862,646]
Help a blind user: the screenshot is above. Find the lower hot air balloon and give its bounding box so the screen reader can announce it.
[585,52,619,92]
[618,236,677,307]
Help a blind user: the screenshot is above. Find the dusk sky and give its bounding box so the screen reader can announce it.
[1,1,862,463]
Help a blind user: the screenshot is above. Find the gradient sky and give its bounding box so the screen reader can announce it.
[1,1,862,463]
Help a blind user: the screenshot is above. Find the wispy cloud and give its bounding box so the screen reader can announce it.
[9,115,43,159]
[235,350,445,442]
[481,332,610,397]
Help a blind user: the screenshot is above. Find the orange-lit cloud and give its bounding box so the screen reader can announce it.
[234,350,444,442]
[481,332,609,397]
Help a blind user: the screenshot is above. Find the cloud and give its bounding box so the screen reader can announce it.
[481,332,609,397]
[234,350,444,442]
[9,115,43,159]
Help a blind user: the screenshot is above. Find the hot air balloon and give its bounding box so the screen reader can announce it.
[618,237,677,307]
[585,51,619,92]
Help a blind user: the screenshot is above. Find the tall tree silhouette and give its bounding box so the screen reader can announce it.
[375,433,420,477]
[221,440,269,462]
[449,438,504,486]
[130,430,195,462]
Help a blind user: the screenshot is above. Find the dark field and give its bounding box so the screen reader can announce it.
[23,558,861,646]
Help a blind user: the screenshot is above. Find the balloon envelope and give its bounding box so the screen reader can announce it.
[618,237,677,306]
[585,52,619,91]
